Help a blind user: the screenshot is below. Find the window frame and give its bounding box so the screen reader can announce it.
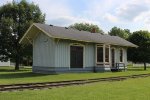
[69,43,85,69]
[96,44,110,64]
[120,49,124,62]
[105,45,110,63]
[96,45,104,63]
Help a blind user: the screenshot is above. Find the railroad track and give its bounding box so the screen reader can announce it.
[0,73,150,92]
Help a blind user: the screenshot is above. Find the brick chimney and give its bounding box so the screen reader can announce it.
[91,28,96,33]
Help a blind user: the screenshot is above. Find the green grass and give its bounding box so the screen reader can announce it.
[0,77,150,100]
[0,66,150,100]
[0,66,150,85]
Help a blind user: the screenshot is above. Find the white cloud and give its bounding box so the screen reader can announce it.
[103,13,118,23]
[0,0,12,5]
[1,0,150,32]
[134,11,150,24]
[116,0,149,21]
[31,0,100,26]
[84,0,116,19]
[31,0,71,18]
[47,16,100,26]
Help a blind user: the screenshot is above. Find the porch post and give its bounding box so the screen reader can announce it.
[103,44,105,66]
[109,45,111,67]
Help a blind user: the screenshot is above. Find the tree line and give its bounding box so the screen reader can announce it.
[0,0,150,70]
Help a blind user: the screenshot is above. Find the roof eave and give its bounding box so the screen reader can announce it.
[19,24,35,44]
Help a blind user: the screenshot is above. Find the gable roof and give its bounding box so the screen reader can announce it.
[19,23,138,47]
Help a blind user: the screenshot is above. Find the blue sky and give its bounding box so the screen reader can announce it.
[1,0,150,33]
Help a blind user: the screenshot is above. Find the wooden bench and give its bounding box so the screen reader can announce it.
[111,63,126,72]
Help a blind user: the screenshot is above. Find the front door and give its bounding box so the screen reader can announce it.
[111,49,115,67]
[70,46,83,68]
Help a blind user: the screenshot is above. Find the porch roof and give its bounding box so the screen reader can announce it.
[19,23,138,47]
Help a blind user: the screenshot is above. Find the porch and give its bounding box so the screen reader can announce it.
[96,44,127,71]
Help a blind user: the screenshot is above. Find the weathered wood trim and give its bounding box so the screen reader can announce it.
[110,47,116,67]
[119,48,124,63]
[19,24,34,44]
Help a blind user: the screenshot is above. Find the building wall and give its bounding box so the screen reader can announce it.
[33,33,55,67]
[54,40,70,68]
[55,40,95,68]
[84,43,95,67]
[32,33,128,73]
[0,61,10,66]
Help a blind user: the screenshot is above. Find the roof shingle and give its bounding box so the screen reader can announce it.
[32,23,137,47]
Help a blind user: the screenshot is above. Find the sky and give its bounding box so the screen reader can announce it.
[1,0,150,33]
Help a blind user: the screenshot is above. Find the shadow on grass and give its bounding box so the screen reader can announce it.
[0,72,51,79]
[0,68,29,72]
[0,67,58,79]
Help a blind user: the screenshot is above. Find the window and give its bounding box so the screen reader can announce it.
[96,45,110,63]
[105,47,109,62]
[120,49,123,62]
[97,46,103,62]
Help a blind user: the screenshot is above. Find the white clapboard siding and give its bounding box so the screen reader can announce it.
[0,61,10,66]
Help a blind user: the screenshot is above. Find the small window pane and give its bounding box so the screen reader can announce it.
[97,47,103,62]
[120,49,123,62]
[105,47,109,62]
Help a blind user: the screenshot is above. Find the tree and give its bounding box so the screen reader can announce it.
[69,23,104,34]
[0,0,45,70]
[128,30,150,70]
[108,26,130,39]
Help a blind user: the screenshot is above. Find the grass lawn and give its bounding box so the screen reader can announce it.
[0,66,150,100]
[0,76,150,100]
[0,66,150,85]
